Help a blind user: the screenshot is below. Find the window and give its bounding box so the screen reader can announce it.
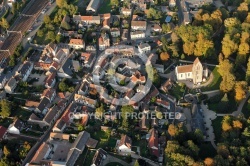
[180,74,183,77]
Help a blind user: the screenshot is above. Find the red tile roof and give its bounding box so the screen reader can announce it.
[0,126,7,139]
[148,129,159,157]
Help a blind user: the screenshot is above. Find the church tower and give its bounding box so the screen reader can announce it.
[192,58,203,84]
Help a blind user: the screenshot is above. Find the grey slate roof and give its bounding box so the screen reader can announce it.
[71,131,90,151]
[59,58,73,76]
[37,97,50,112]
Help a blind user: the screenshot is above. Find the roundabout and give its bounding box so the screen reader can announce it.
[92,45,153,106]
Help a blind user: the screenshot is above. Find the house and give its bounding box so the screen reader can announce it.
[27,113,45,127]
[156,98,170,109]
[58,58,73,78]
[7,119,23,135]
[73,15,101,25]
[91,148,107,166]
[148,128,159,157]
[161,79,172,92]
[131,31,145,39]
[139,3,146,11]
[45,72,56,88]
[7,0,16,7]
[139,114,150,131]
[30,142,52,164]
[68,39,85,50]
[138,43,151,54]
[15,61,33,82]
[41,88,56,102]
[34,62,51,71]
[74,94,97,108]
[81,52,96,68]
[78,81,89,95]
[152,24,162,32]
[110,28,120,37]
[0,126,7,140]
[86,0,101,13]
[35,98,50,115]
[53,119,67,132]
[121,8,132,16]
[50,132,70,141]
[4,77,17,94]
[117,135,132,155]
[131,21,147,31]
[24,100,40,111]
[66,131,91,165]
[169,0,176,7]
[99,33,110,51]
[175,57,208,84]
[53,49,68,63]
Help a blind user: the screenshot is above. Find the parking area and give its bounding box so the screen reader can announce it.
[28,73,47,86]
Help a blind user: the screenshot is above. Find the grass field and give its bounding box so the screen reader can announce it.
[99,0,112,14]
[212,116,223,143]
[202,67,222,91]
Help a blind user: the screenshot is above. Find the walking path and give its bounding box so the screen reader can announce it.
[131,153,159,166]
[232,92,250,117]
[102,154,131,166]
[200,101,217,149]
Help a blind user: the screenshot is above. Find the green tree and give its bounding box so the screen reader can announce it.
[37,29,44,37]
[234,81,247,101]
[59,81,68,92]
[0,18,9,30]
[46,31,55,41]
[134,160,140,166]
[55,34,63,43]
[43,15,51,24]
[221,34,239,58]
[220,73,236,93]
[11,2,17,14]
[111,0,119,6]
[146,65,160,85]
[0,100,11,118]
[218,59,233,77]
[113,20,120,27]
[61,19,71,30]
[56,0,67,8]
[95,104,105,119]
[162,23,171,33]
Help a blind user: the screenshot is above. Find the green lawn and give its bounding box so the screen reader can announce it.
[90,130,117,149]
[212,116,223,143]
[202,67,222,91]
[105,162,124,166]
[242,99,250,118]
[32,34,51,45]
[198,142,217,159]
[99,0,112,14]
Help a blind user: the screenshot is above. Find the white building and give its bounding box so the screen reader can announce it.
[131,31,145,40]
[175,58,208,84]
[15,61,33,82]
[4,77,17,94]
[169,0,176,7]
[86,0,101,13]
[138,43,151,54]
[117,135,132,155]
[131,21,147,31]
[7,119,23,135]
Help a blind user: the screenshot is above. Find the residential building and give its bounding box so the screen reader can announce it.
[53,49,68,63]
[152,24,162,32]
[0,126,7,140]
[110,28,120,37]
[41,88,56,102]
[15,61,33,82]
[81,52,96,68]
[161,79,172,92]
[131,31,145,39]
[4,77,17,94]
[91,148,107,166]
[7,119,23,135]
[184,12,191,25]
[50,132,70,141]
[175,57,208,84]
[131,21,147,31]
[73,15,98,24]
[34,62,51,71]
[99,33,110,51]
[117,135,132,155]
[121,8,132,16]
[68,39,85,50]
[57,59,73,78]
[45,72,56,88]
[74,94,97,108]
[86,0,101,13]
[35,98,50,114]
[138,43,151,54]
[148,128,159,157]
[156,98,170,109]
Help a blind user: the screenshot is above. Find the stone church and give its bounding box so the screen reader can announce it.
[175,58,208,84]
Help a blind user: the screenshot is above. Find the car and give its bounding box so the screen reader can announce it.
[41,9,46,14]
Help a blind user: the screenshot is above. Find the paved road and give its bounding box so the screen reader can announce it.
[176,0,184,25]
[102,154,131,166]
[232,92,250,117]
